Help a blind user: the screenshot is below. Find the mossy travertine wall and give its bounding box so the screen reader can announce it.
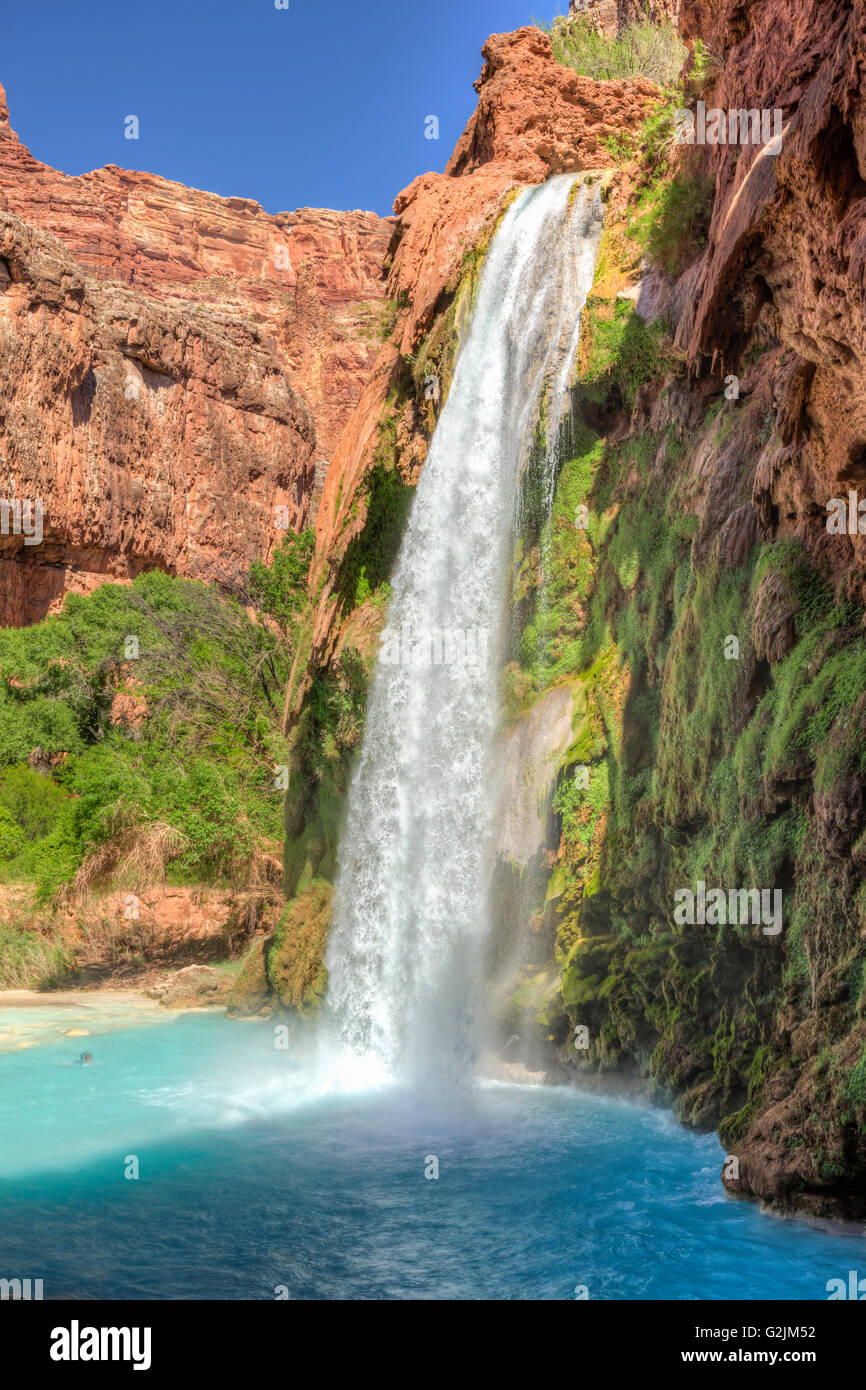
[503,0,866,1219]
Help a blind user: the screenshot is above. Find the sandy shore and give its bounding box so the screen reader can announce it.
[0,988,178,1051]
[0,988,157,1010]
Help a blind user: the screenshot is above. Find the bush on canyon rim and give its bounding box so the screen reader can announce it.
[540,14,686,86]
[598,59,716,276]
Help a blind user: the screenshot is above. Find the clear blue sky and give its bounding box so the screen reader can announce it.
[3,0,560,217]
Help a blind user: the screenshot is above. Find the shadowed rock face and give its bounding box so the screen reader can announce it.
[675,0,866,601]
[0,80,393,623]
[531,0,866,1218]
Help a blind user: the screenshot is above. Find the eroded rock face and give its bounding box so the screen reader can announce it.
[654,2,866,1209]
[444,28,657,184]
[0,82,392,462]
[533,0,866,1219]
[0,211,315,623]
[674,0,866,601]
[0,82,393,622]
[568,0,681,35]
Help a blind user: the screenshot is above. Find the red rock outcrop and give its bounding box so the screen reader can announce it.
[0,82,393,623]
[0,83,393,462]
[393,29,656,351]
[0,210,315,624]
[569,0,681,37]
[288,27,659,719]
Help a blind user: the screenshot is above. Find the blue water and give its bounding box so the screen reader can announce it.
[0,1013,862,1300]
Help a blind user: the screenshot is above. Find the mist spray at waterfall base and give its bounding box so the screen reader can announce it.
[319,175,605,1097]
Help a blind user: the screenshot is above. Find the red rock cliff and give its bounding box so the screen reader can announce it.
[0,82,393,622]
[672,0,866,601]
[568,0,681,35]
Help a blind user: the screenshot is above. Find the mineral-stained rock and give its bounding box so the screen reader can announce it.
[147,964,225,1008]
[266,879,332,1012]
[225,936,275,1018]
[495,685,578,868]
[751,569,798,664]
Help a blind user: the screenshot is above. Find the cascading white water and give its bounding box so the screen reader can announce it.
[323,174,605,1090]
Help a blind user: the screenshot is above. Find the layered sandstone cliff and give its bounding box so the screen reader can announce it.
[0,81,392,623]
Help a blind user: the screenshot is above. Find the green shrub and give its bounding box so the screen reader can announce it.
[0,765,68,841]
[641,170,715,274]
[0,806,24,861]
[540,14,686,86]
[0,563,308,897]
[846,1047,866,1109]
[338,461,413,609]
[0,916,70,988]
[248,529,314,640]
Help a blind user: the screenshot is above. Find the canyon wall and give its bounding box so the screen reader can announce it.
[7,0,865,1223]
[0,83,392,622]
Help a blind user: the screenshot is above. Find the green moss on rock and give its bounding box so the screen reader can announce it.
[267,879,332,1014]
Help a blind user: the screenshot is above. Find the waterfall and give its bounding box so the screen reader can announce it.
[323,174,605,1089]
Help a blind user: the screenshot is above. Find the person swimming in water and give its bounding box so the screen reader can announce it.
[74,1052,93,1066]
